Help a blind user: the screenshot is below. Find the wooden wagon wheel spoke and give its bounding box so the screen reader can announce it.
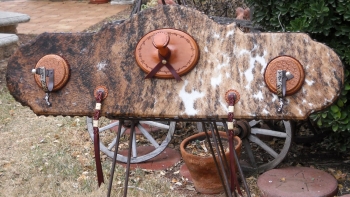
[239,120,293,173]
[137,124,161,148]
[242,138,257,168]
[248,120,261,127]
[86,117,176,163]
[139,121,170,129]
[99,121,121,132]
[107,127,127,150]
[196,120,292,173]
[250,128,288,138]
[247,135,279,158]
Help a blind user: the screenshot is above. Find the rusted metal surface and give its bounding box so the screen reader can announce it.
[6,5,344,120]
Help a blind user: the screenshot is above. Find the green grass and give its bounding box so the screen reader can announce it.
[0,85,190,197]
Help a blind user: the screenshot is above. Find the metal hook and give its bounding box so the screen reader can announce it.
[276,70,294,113]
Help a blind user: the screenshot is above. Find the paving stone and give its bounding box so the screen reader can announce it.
[117,146,181,170]
[179,164,193,182]
[0,1,129,34]
[257,167,338,197]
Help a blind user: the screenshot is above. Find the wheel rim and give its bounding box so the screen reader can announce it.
[86,117,176,163]
[238,120,293,173]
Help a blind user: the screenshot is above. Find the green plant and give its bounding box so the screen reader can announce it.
[246,0,350,152]
[141,0,158,10]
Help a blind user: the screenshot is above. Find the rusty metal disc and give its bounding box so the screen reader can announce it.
[34,54,70,91]
[94,86,108,100]
[135,29,199,79]
[236,120,251,139]
[225,89,240,104]
[264,56,305,96]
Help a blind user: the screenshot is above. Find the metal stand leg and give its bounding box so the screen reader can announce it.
[107,120,136,197]
[212,122,230,171]
[232,139,251,197]
[202,122,233,197]
[123,120,136,197]
[107,119,124,197]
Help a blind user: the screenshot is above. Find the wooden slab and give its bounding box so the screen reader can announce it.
[6,5,344,120]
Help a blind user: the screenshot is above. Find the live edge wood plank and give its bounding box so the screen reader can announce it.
[6,5,344,120]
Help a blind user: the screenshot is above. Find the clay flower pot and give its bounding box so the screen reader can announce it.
[180,131,242,194]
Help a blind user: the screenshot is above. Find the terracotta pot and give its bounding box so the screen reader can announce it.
[180,131,242,194]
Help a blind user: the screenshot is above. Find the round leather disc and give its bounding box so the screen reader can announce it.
[225,89,240,104]
[94,86,108,100]
[135,29,199,78]
[264,56,305,96]
[34,54,70,91]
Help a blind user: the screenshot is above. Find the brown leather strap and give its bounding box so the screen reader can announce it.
[227,93,242,195]
[93,92,104,187]
[228,131,241,194]
[145,53,182,81]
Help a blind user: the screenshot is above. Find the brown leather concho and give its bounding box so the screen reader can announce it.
[135,29,199,80]
[34,54,70,91]
[264,56,305,96]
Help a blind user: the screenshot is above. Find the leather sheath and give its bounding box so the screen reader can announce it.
[93,92,104,186]
[227,93,242,195]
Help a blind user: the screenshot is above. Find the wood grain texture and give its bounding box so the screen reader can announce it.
[6,5,344,120]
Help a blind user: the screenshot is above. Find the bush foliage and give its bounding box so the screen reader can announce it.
[245,0,350,152]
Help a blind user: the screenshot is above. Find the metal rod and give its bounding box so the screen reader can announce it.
[107,119,124,197]
[202,123,231,197]
[232,138,251,197]
[130,0,142,17]
[123,121,136,197]
[213,122,230,171]
[209,123,234,197]
[216,121,239,197]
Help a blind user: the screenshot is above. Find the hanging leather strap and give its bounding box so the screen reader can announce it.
[227,93,242,195]
[145,53,182,81]
[93,91,104,187]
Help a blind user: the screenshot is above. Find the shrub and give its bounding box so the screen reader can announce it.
[245,0,350,152]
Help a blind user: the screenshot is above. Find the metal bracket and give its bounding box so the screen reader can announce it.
[276,70,294,113]
[32,67,54,106]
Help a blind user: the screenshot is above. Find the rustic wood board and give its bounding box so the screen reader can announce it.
[6,5,344,120]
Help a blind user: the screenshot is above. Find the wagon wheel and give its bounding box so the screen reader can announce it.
[86,117,176,163]
[197,120,293,173]
[236,120,293,173]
